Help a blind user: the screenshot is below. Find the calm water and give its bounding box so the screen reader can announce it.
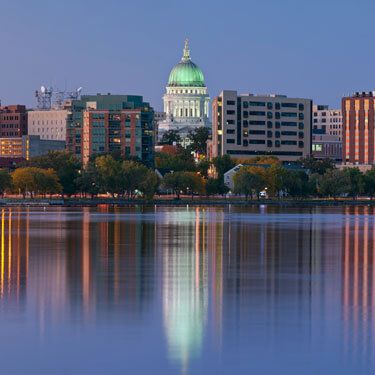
[0,205,374,374]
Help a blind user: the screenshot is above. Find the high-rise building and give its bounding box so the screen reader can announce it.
[212,90,312,162]
[342,91,375,165]
[66,94,154,165]
[158,40,210,144]
[28,108,69,141]
[0,105,28,137]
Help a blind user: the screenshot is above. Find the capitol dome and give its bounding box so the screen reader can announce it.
[168,40,205,87]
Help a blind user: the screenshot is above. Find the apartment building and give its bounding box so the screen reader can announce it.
[212,90,312,162]
[313,105,342,140]
[0,105,28,137]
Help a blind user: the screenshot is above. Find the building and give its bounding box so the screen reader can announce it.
[66,94,154,165]
[212,90,312,162]
[342,91,375,165]
[0,105,28,137]
[28,108,69,141]
[158,40,210,144]
[313,105,343,140]
[0,135,65,160]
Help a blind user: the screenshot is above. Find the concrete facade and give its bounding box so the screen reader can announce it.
[312,134,342,161]
[313,105,342,141]
[212,90,312,162]
[28,109,69,141]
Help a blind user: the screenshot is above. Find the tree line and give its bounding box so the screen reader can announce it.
[0,149,374,200]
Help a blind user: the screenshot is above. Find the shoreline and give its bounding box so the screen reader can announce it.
[0,198,374,207]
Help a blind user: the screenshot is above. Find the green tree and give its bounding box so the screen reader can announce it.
[282,170,311,197]
[212,155,236,179]
[76,162,101,198]
[160,130,181,145]
[205,178,229,197]
[196,159,211,178]
[26,151,80,196]
[318,169,351,198]
[363,167,375,199]
[187,127,210,155]
[264,164,287,197]
[233,168,265,200]
[297,156,335,175]
[163,171,205,199]
[95,155,123,197]
[343,167,364,198]
[155,148,196,172]
[12,167,38,198]
[140,170,160,200]
[0,169,12,197]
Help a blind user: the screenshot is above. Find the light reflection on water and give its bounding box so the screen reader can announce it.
[0,205,374,374]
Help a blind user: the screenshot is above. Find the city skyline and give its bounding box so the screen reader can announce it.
[1,0,375,110]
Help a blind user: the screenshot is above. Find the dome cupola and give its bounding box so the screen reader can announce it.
[167,40,205,87]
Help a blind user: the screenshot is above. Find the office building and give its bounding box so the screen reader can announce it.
[28,108,69,141]
[212,90,312,162]
[66,94,154,165]
[0,105,28,137]
[312,134,342,161]
[342,91,375,165]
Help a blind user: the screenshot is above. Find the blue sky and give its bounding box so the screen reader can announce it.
[0,0,374,110]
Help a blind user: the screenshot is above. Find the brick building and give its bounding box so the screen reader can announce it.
[0,105,28,137]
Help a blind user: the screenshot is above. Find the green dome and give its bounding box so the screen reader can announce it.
[168,40,205,87]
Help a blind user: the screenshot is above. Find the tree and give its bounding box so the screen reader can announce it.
[155,148,196,172]
[317,169,350,198]
[264,164,287,197]
[187,127,210,155]
[0,170,12,197]
[297,156,335,175]
[282,170,311,198]
[95,155,123,197]
[343,167,364,198]
[160,130,181,145]
[205,178,229,197]
[196,159,211,178]
[140,170,160,200]
[12,168,38,198]
[233,168,265,200]
[75,162,101,198]
[363,167,375,199]
[26,151,80,196]
[212,155,236,179]
[163,171,205,199]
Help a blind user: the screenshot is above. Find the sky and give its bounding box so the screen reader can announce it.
[0,0,374,111]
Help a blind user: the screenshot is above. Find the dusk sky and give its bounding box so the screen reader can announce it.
[1,0,374,110]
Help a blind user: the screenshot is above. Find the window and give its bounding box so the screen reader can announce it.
[243,120,248,127]
[243,102,249,109]
[267,112,273,119]
[275,140,280,147]
[275,122,280,129]
[227,100,236,105]
[243,140,248,146]
[312,144,322,152]
[267,121,273,128]
[243,111,249,118]
[227,119,235,124]
[281,122,297,127]
[299,141,304,148]
[267,102,273,110]
[249,139,265,144]
[299,113,304,120]
[298,132,304,139]
[267,140,273,147]
[275,112,280,119]
[281,131,297,136]
[226,110,235,115]
[249,111,266,116]
[275,131,280,138]
[281,112,297,118]
[226,129,235,134]
[275,103,281,110]
[298,122,304,129]
[281,103,297,108]
[299,103,305,111]
[267,131,273,138]
[227,139,235,144]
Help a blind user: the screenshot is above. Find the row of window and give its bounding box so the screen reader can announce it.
[236,101,305,111]
[227,138,304,147]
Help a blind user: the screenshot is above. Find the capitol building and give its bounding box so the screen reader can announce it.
[158,40,211,143]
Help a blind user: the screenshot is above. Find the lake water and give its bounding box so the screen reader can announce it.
[0,205,374,374]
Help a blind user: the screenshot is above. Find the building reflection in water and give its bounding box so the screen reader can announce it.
[0,205,375,371]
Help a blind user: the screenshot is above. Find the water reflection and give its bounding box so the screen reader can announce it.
[0,205,374,373]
